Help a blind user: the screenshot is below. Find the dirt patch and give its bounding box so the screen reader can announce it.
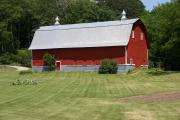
[125,110,155,120]
[9,66,30,71]
[120,91,180,102]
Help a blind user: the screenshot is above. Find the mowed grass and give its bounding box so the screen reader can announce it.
[0,67,180,120]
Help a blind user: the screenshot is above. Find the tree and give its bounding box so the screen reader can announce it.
[141,1,180,70]
[43,53,55,71]
[0,0,39,52]
[96,0,145,18]
[62,0,116,24]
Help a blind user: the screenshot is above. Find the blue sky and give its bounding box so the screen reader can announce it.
[141,0,170,11]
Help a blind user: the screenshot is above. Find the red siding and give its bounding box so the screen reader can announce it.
[127,21,149,68]
[32,46,125,66]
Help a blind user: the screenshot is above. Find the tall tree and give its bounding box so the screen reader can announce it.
[96,0,145,18]
[0,0,22,53]
[63,0,116,24]
[142,1,180,70]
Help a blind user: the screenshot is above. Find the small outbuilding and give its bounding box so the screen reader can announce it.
[29,11,149,73]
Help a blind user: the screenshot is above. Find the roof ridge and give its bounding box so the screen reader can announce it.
[38,23,134,31]
[39,18,139,31]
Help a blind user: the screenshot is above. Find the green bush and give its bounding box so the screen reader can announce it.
[148,60,154,68]
[12,79,38,86]
[0,53,13,64]
[43,53,55,71]
[16,49,31,67]
[0,65,17,71]
[127,68,136,74]
[0,50,31,67]
[19,70,32,75]
[98,59,118,74]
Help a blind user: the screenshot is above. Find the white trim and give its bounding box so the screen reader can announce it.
[140,32,143,40]
[141,65,149,68]
[56,61,62,71]
[132,31,135,39]
[125,47,127,64]
[62,64,135,67]
[122,64,135,66]
[62,65,99,67]
[141,65,149,67]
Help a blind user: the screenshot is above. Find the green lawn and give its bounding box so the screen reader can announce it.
[0,67,180,120]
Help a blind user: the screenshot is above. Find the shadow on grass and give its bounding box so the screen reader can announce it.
[0,65,17,71]
[147,70,179,76]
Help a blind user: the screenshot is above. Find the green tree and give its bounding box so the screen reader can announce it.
[63,0,116,24]
[96,0,145,18]
[142,1,180,70]
[0,0,39,52]
[43,53,55,71]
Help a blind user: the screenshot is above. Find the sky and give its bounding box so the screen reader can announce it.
[141,0,170,11]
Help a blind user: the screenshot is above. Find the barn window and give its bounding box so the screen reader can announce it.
[132,31,135,39]
[130,58,133,64]
[141,32,143,40]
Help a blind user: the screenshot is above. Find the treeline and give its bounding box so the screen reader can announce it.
[142,1,180,70]
[0,0,145,52]
[0,0,179,70]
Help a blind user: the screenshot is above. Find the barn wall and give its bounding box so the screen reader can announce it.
[127,21,149,68]
[32,46,125,66]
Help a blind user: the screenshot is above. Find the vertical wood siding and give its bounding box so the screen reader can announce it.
[32,46,125,66]
[127,21,149,68]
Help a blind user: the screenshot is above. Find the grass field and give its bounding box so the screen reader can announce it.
[0,67,180,120]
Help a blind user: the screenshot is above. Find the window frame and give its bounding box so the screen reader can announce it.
[140,32,144,40]
[132,31,135,39]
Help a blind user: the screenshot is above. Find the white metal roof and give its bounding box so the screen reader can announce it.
[29,18,139,50]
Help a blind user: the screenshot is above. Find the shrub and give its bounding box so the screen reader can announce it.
[0,65,16,71]
[0,53,13,64]
[12,79,38,86]
[99,59,118,74]
[0,49,31,67]
[19,70,32,75]
[157,61,163,68]
[148,60,154,68]
[16,49,31,67]
[43,53,55,71]
[127,68,136,74]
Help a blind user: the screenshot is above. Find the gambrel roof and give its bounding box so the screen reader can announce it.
[29,18,139,50]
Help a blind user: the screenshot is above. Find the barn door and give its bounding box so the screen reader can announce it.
[56,61,61,71]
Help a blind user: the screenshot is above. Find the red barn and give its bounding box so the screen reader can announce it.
[29,14,149,73]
